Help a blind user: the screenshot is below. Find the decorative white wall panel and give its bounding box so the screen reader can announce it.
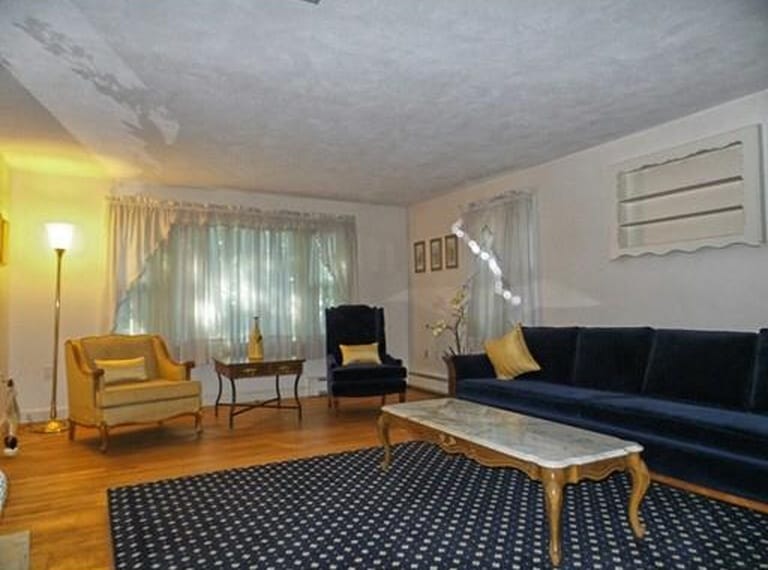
[611,125,764,258]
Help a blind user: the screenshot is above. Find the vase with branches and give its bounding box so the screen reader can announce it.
[426,284,469,357]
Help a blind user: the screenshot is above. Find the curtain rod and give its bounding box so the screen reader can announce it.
[106,194,355,223]
[464,188,533,213]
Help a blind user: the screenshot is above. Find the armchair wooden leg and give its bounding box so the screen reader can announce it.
[327,393,332,408]
[380,395,386,406]
[194,410,203,435]
[98,423,109,453]
[68,421,76,441]
[333,397,340,412]
[398,391,406,403]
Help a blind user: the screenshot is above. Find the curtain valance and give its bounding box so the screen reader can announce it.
[105,194,357,334]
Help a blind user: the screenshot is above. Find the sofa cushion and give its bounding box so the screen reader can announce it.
[517,327,579,384]
[330,363,407,382]
[457,378,616,417]
[98,379,200,408]
[330,376,406,397]
[573,327,653,393]
[749,328,768,411]
[586,395,768,459]
[643,329,757,409]
[484,325,541,379]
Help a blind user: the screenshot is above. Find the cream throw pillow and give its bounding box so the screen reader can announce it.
[340,342,382,365]
[484,325,541,380]
[95,356,148,385]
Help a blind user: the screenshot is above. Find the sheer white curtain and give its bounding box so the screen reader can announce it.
[464,191,538,346]
[108,196,357,363]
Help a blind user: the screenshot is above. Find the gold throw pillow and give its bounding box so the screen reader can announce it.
[340,342,382,366]
[484,325,541,380]
[95,356,149,385]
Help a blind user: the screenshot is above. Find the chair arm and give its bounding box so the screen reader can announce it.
[152,336,195,380]
[65,341,105,411]
[159,358,195,381]
[382,354,403,366]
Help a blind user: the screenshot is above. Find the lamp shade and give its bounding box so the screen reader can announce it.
[46,223,74,250]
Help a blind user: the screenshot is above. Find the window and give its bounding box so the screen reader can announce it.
[110,197,357,363]
[462,191,538,346]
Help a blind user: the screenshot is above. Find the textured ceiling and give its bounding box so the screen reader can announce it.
[1,0,767,205]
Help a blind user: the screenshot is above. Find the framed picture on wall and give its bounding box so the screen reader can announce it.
[444,234,458,269]
[430,237,443,271]
[413,241,426,273]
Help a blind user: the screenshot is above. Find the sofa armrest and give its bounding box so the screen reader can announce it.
[447,353,495,396]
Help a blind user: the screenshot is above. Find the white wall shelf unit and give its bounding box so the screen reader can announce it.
[611,124,764,258]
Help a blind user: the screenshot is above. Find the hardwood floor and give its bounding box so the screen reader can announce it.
[4,389,764,569]
[0,391,434,570]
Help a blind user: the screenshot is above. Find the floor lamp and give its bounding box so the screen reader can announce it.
[38,222,74,434]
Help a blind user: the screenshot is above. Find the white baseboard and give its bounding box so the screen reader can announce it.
[408,375,448,395]
[20,376,328,425]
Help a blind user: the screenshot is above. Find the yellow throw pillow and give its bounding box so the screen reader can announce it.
[94,356,148,385]
[484,325,541,380]
[340,342,382,366]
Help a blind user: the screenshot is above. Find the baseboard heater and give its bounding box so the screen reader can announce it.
[409,371,447,382]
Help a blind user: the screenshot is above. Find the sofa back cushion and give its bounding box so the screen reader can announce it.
[517,327,579,384]
[81,335,160,379]
[573,327,654,393]
[643,329,757,409]
[749,328,768,411]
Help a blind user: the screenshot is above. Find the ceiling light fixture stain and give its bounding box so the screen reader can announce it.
[0,0,179,179]
[15,16,179,149]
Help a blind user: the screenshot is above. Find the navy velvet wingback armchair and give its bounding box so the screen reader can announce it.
[325,305,407,409]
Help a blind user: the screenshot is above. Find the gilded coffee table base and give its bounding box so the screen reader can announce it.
[377,413,650,567]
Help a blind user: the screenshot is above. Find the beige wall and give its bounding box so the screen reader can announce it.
[2,174,408,418]
[0,158,10,377]
[5,167,109,419]
[408,89,768,386]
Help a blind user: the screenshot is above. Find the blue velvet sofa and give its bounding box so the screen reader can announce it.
[449,326,768,503]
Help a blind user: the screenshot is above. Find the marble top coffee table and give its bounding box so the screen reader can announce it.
[377,398,650,567]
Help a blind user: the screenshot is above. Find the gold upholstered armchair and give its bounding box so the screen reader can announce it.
[65,334,202,452]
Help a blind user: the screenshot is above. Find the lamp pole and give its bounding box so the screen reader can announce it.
[36,222,73,434]
[44,247,66,432]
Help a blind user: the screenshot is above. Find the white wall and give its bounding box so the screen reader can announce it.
[408,89,768,383]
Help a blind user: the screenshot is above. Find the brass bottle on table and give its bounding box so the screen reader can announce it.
[248,316,264,360]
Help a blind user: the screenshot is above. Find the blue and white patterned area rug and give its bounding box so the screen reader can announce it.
[108,442,768,569]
